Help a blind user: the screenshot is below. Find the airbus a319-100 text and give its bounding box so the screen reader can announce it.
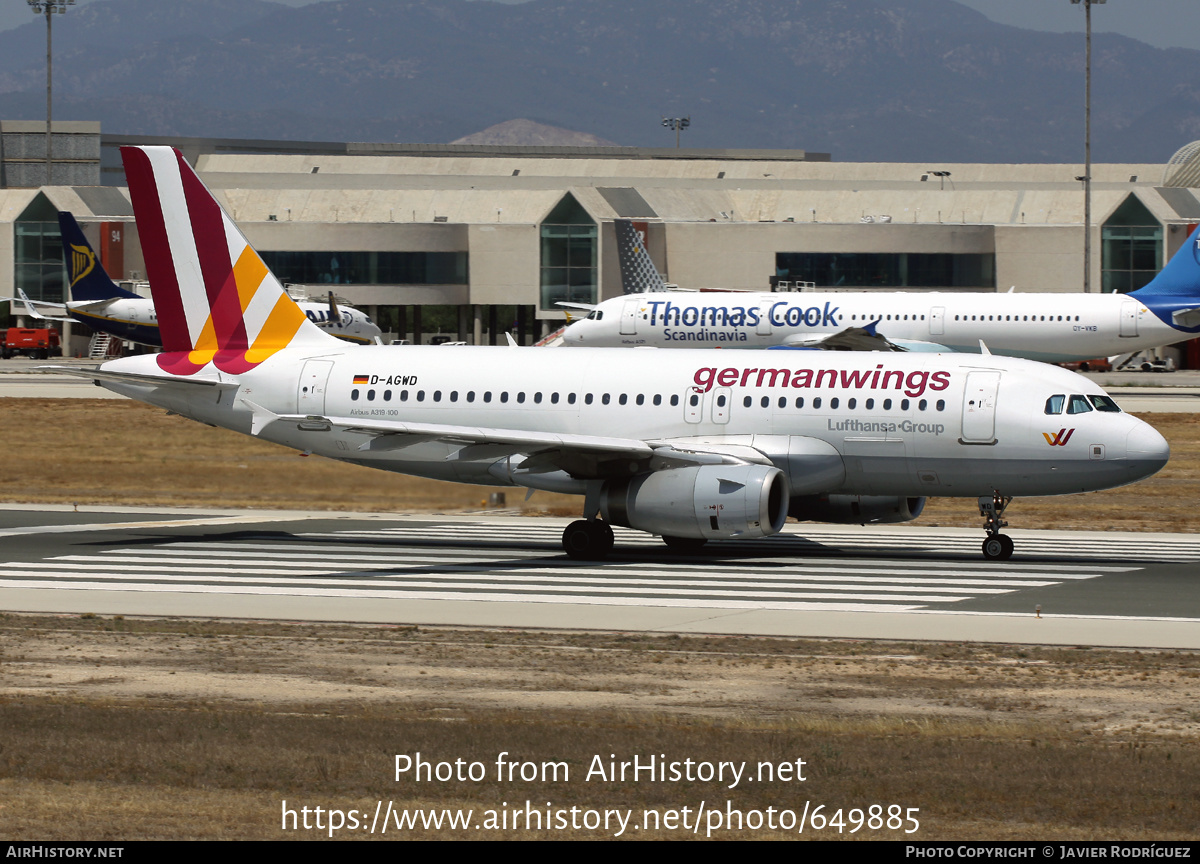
[49,148,1169,561]
[562,220,1200,362]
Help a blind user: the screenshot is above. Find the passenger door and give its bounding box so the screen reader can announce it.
[960,370,1000,444]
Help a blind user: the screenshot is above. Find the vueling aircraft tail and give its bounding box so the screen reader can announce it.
[58,212,140,303]
[615,219,667,294]
[120,146,336,375]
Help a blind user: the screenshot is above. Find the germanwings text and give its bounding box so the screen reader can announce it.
[693,364,952,399]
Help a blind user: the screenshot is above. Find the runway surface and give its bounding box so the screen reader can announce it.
[2,505,1198,649]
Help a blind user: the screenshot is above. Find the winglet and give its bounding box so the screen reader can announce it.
[979,339,992,355]
[505,332,518,347]
[15,288,47,320]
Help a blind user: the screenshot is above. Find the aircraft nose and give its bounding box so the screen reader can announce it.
[1126,421,1170,476]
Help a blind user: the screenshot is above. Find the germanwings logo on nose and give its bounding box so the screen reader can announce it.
[1043,428,1075,446]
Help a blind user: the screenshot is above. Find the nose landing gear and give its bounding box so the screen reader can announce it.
[979,492,1014,561]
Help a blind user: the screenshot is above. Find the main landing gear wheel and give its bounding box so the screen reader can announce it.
[662,535,707,553]
[981,533,1014,561]
[562,519,614,560]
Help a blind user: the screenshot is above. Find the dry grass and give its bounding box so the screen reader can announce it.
[2,616,1199,840]
[0,398,578,514]
[1,398,1197,531]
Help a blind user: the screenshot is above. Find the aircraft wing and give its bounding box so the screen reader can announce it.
[4,291,72,322]
[776,323,952,353]
[778,322,907,352]
[67,298,126,313]
[247,408,762,478]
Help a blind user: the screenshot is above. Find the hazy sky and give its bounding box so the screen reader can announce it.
[1,0,1196,50]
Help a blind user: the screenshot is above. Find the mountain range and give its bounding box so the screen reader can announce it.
[0,0,1197,162]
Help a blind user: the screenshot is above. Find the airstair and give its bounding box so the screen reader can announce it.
[87,333,119,359]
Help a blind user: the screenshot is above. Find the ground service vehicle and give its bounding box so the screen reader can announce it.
[2,327,60,359]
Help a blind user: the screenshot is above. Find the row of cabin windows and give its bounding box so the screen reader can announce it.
[349,389,687,406]
[847,314,925,322]
[1044,394,1122,415]
[602,309,1083,325]
[719,394,945,412]
[346,388,946,414]
[956,314,1081,322]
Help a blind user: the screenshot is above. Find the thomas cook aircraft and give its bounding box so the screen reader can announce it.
[562,220,1200,362]
[47,147,1169,562]
[7,212,382,348]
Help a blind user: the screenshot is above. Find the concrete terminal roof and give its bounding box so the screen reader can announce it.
[210,180,1192,228]
[195,153,1190,227]
[197,153,1164,186]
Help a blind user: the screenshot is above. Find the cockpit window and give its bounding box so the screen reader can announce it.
[1067,394,1093,414]
[1088,394,1121,413]
[1045,395,1065,415]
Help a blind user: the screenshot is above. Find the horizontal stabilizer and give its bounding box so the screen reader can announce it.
[1172,306,1200,329]
[40,365,237,391]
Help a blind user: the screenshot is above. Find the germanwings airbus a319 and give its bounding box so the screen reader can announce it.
[8,212,382,348]
[49,147,1169,562]
[562,220,1200,362]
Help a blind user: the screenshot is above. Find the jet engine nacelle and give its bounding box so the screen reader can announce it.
[601,464,790,540]
[789,494,926,525]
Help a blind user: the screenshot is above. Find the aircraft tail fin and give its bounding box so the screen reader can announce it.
[1131,223,1200,298]
[615,219,667,293]
[57,212,140,303]
[120,146,336,375]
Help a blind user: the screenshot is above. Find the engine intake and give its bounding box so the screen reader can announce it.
[601,464,789,540]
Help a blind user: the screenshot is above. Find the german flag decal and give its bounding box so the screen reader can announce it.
[353,375,370,384]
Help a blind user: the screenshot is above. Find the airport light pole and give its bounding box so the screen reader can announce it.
[27,0,74,186]
[662,116,690,148]
[1071,0,1105,293]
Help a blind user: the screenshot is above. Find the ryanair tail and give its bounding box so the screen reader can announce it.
[120,146,336,376]
[615,219,667,294]
[58,212,141,303]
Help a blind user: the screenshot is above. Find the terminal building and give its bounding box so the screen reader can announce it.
[3,122,1200,363]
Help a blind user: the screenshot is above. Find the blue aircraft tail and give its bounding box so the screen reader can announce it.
[1130,223,1200,299]
[57,212,140,303]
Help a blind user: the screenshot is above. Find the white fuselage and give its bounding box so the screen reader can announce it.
[562,291,1183,362]
[97,345,1167,501]
[66,297,381,347]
